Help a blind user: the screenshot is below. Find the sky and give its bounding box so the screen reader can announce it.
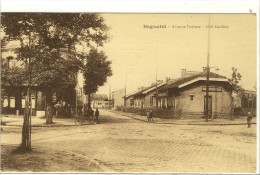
[97,14,257,95]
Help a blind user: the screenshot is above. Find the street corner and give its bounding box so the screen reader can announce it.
[1,144,103,172]
[1,115,24,126]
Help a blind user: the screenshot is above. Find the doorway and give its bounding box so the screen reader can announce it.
[204,95,212,117]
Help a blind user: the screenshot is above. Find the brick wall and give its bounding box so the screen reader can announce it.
[174,83,232,115]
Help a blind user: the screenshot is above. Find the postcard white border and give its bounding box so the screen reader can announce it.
[1,0,259,174]
[0,0,259,13]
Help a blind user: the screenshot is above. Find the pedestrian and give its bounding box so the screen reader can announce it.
[95,108,99,124]
[247,112,252,128]
[91,108,94,120]
[147,109,153,122]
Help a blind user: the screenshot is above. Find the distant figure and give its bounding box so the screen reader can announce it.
[46,104,53,124]
[247,112,252,128]
[95,108,99,124]
[83,105,88,118]
[90,108,94,120]
[147,109,153,122]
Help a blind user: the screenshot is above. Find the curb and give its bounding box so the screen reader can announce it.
[109,110,257,126]
[1,124,77,127]
[112,111,147,123]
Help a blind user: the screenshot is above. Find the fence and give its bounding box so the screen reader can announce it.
[241,108,256,117]
[115,106,237,119]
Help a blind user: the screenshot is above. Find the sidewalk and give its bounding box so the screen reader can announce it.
[1,115,76,127]
[110,110,257,125]
[1,111,257,127]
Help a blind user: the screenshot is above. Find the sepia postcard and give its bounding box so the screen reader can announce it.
[1,0,259,174]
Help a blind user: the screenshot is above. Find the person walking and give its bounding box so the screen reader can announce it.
[95,108,99,124]
[247,112,252,128]
[147,109,153,122]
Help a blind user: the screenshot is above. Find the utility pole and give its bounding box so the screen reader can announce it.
[124,57,127,107]
[155,58,158,115]
[109,84,111,109]
[205,15,211,122]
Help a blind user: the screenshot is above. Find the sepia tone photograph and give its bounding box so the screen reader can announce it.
[0,2,258,174]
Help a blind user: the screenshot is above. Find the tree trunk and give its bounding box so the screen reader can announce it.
[18,94,31,151]
[46,105,53,124]
[20,110,29,149]
[88,94,91,108]
[18,31,32,151]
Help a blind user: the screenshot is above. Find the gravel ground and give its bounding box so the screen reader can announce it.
[1,109,257,173]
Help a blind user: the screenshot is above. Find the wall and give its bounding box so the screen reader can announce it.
[112,89,125,108]
[174,82,232,115]
[143,92,154,108]
[93,100,110,109]
[1,88,45,116]
[125,98,132,107]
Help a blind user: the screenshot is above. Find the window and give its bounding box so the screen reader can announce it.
[130,99,134,106]
[150,96,153,105]
[10,97,15,108]
[153,96,156,106]
[190,95,194,102]
[3,97,8,107]
[22,98,26,108]
[31,97,36,109]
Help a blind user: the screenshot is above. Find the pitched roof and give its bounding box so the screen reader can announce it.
[93,94,108,100]
[160,72,228,91]
[125,87,149,98]
[125,82,166,98]
[142,82,166,94]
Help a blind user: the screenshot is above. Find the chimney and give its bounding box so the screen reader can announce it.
[181,69,187,78]
[139,86,146,90]
[203,67,207,74]
[165,77,170,83]
[157,80,163,84]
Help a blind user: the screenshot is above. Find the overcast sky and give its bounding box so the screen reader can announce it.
[97,14,256,95]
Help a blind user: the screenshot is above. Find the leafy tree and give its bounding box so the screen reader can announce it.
[82,48,112,107]
[228,67,242,91]
[228,67,242,119]
[1,13,109,151]
[1,58,27,87]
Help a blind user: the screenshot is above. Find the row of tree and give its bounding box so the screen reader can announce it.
[1,13,112,151]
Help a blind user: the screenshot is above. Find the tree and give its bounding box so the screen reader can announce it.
[82,48,112,107]
[228,67,242,120]
[1,13,109,151]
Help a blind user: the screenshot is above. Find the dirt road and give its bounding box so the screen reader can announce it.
[1,109,257,173]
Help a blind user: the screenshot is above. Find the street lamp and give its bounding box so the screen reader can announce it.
[204,66,219,121]
[124,59,127,108]
[155,58,158,116]
[205,14,211,122]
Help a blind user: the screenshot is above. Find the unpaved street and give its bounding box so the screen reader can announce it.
[1,109,257,173]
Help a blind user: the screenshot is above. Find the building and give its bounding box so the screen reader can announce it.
[111,88,125,108]
[91,94,111,109]
[124,69,234,118]
[124,81,166,109]
[240,90,257,116]
[159,71,232,117]
[1,44,79,117]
